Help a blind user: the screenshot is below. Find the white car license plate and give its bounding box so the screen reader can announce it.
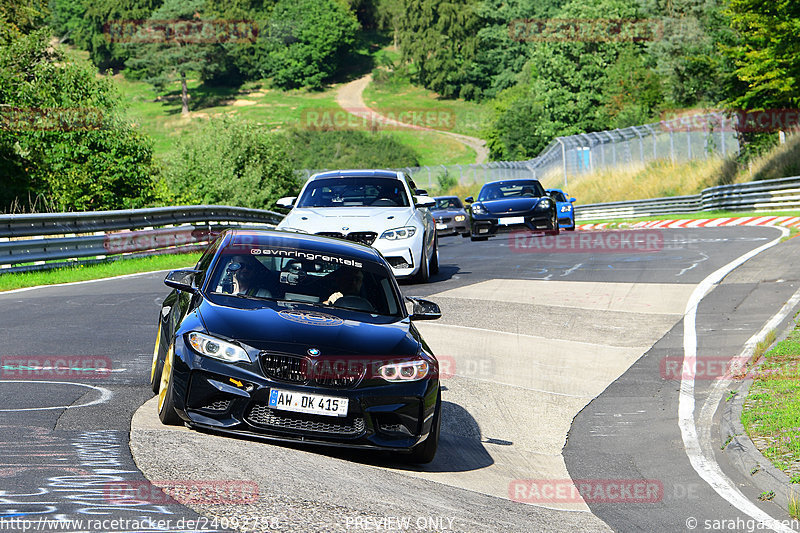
[268,388,349,417]
[499,216,525,226]
[435,223,447,230]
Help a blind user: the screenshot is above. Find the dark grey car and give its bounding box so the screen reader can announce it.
[431,196,470,237]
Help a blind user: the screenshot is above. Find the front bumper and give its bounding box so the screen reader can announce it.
[435,221,469,236]
[372,235,424,279]
[470,213,553,237]
[169,339,439,451]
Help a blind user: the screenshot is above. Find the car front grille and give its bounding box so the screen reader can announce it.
[316,231,377,246]
[261,353,307,384]
[246,404,366,436]
[260,353,364,388]
[439,217,452,223]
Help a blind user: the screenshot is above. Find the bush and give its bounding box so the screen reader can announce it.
[159,117,301,209]
[282,128,420,171]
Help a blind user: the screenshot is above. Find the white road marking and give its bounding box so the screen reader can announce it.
[0,380,113,411]
[562,263,583,276]
[679,225,795,532]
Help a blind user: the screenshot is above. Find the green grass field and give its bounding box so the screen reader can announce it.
[363,71,491,139]
[741,320,800,478]
[0,253,201,292]
[114,68,483,166]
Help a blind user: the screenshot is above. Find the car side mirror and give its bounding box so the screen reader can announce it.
[570,197,576,203]
[414,196,436,208]
[406,297,441,320]
[164,269,201,293]
[415,189,429,196]
[276,196,296,208]
[464,196,474,203]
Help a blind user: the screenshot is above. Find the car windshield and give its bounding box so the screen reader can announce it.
[478,181,545,201]
[548,190,567,202]
[433,197,463,210]
[206,245,402,316]
[296,177,410,208]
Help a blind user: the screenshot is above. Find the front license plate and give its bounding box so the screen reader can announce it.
[268,389,349,417]
[435,223,447,230]
[499,216,525,226]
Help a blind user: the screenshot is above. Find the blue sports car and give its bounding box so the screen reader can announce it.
[546,189,576,231]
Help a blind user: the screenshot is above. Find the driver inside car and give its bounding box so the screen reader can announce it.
[323,267,368,309]
[226,255,274,298]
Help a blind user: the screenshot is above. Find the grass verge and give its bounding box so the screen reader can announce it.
[0,253,201,292]
[741,319,800,478]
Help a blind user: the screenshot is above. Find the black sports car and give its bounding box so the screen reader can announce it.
[465,179,559,241]
[431,196,470,237]
[150,229,443,463]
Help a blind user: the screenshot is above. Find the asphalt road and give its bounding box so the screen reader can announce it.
[0,226,797,533]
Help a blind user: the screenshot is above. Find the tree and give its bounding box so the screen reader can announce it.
[0,26,157,211]
[124,0,218,115]
[726,0,800,110]
[255,0,360,89]
[396,0,481,99]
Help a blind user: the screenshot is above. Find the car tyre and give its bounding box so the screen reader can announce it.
[406,391,441,464]
[412,239,430,283]
[157,343,182,426]
[547,210,560,236]
[150,320,164,394]
[430,236,439,276]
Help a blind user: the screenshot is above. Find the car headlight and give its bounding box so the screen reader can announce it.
[187,332,250,363]
[471,204,487,215]
[454,215,466,222]
[379,360,429,382]
[538,199,551,209]
[380,226,417,240]
[560,205,572,213]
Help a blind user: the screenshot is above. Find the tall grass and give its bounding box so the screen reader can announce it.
[548,157,730,204]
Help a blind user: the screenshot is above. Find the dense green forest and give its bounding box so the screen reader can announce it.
[1,0,797,211]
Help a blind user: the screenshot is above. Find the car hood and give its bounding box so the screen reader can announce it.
[431,209,465,217]
[197,300,420,358]
[279,207,414,234]
[481,197,544,215]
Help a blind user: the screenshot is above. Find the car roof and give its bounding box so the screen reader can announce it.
[481,178,542,187]
[220,229,385,264]
[309,169,403,180]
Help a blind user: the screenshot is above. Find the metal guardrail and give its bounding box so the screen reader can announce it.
[0,205,284,272]
[575,175,800,220]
